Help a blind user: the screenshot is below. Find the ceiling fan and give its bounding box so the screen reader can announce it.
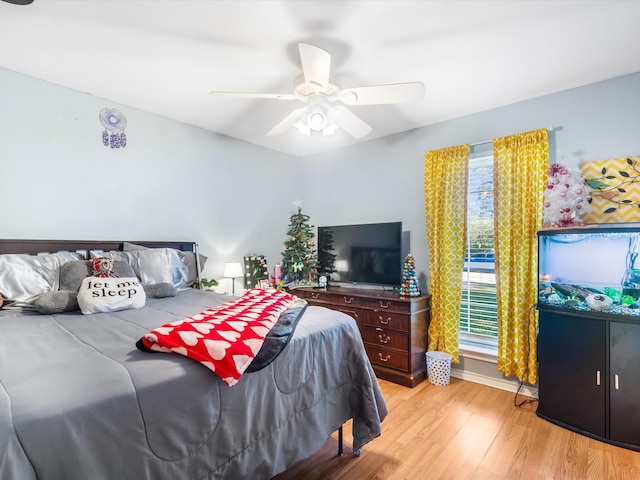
[210,43,425,139]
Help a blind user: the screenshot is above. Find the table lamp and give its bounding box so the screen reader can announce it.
[223,262,243,296]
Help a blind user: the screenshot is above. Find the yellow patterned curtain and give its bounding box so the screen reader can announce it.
[424,144,470,363]
[493,129,549,384]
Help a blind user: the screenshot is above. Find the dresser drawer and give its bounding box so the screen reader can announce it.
[361,297,410,314]
[363,309,409,332]
[361,325,408,350]
[365,345,409,372]
[303,290,362,307]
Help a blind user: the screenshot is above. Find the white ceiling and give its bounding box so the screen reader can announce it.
[1,0,640,157]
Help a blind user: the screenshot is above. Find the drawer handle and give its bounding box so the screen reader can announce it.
[378,353,391,362]
[378,334,391,344]
[343,296,354,304]
[379,301,391,309]
[311,293,320,299]
[378,315,390,325]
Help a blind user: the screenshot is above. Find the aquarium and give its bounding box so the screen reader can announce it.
[538,225,640,317]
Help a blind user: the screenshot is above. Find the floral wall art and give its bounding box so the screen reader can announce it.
[580,154,640,223]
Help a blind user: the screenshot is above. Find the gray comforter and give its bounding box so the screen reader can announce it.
[0,289,387,480]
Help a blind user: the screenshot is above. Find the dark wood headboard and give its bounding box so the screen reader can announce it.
[0,239,197,255]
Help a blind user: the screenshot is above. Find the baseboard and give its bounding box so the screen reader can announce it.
[450,368,538,399]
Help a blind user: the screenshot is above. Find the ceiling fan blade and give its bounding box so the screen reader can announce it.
[340,82,425,105]
[266,107,307,136]
[298,43,331,90]
[210,91,296,100]
[331,106,372,139]
[1,0,34,4]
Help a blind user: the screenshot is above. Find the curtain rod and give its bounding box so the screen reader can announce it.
[469,126,558,148]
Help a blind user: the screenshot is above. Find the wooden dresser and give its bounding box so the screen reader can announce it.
[294,286,431,387]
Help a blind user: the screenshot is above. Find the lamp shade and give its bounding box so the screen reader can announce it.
[223,262,243,279]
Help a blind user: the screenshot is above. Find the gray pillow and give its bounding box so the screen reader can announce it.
[143,283,177,298]
[34,291,79,315]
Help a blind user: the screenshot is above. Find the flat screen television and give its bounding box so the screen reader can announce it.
[317,222,403,288]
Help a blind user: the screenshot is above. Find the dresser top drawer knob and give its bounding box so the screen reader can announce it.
[379,301,391,309]
[343,296,354,304]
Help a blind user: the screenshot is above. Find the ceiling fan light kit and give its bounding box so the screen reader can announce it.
[307,110,327,131]
[210,43,424,139]
[293,101,340,137]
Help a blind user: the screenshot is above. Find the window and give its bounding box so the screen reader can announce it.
[460,152,498,348]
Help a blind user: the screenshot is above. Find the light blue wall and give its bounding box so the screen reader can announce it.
[0,66,303,291]
[302,72,640,286]
[3,65,640,295]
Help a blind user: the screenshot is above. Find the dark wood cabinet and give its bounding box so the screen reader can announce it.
[295,287,430,387]
[537,310,606,438]
[609,321,640,446]
[537,307,640,451]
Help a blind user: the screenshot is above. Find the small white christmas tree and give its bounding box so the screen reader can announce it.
[543,162,592,228]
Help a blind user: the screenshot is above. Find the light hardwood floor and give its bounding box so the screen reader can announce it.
[274,377,640,480]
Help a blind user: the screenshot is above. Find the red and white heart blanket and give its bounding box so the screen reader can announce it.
[138,289,300,386]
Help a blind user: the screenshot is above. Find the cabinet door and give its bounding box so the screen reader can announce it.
[610,321,640,446]
[537,311,606,437]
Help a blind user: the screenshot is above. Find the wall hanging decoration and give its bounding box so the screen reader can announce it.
[580,154,640,223]
[99,107,127,148]
[543,162,592,228]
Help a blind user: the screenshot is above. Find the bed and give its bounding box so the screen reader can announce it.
[0,239,387,480]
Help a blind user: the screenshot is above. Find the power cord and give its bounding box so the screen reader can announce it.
[514,303,539,409]
[514,379,538,408]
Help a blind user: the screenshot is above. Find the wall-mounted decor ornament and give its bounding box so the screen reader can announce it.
[580,154,640,223]
[99,108,127,148]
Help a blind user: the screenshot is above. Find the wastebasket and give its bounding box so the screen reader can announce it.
[426,351,452,386]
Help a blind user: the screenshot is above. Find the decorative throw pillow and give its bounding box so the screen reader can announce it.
[77,276,146,315]
[60,260,136,293]
[35,260,141,315]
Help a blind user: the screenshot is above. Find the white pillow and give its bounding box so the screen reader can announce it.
[77,276,146,315]
[0,252,83,304]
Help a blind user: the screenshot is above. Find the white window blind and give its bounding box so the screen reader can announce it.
[460,154,498,344]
